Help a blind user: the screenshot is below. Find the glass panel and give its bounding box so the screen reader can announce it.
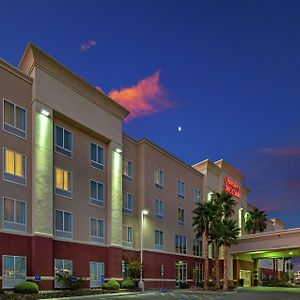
[91,143,97,162]
[16,106,25,131]
[64,260,72,274]
[16,201,25,224]
[91,218,97,236]
[91,181,97,199]
[128,227,132,242]
[97,183,103,201]
[15,257,26,279]
[64,130,71,151]
[4,198,14,222]
[5,149,15,175]
[56,168,63,189]
[4,100,14,126]
[98,220,104,238]
[56,210,64,231]
[55,259,63,275]
[127,194,132,209]
[90,262,96,280]
[64,212,71,232]
[3,256,14,280]
[63,171,69,191]
[128,161,132,177]
[15,153,23,177]
[97,146,103,164]
[56,126,63,147]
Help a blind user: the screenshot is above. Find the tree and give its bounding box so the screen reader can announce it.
[193,201,214,290]
[217,219,240,290]
[245,208,267,234]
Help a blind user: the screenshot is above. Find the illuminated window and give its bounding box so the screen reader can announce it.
[155,230,164,249]
[55,209,72,239]
[177,208,185,225]
[122,192,133,215]
[154,199,164,219]
[177,180,185,199]
[194,189,201,203]
[2,256,26,289]
[90,143,104,170]
[175,234,187,254]
[55,167,72,198]
[193,239,202,257]
[123,158,133,182]
[90,180,104,207]
[3,99,26,139]
[154,168,164,189]
[90,218,104,243]
[3,198,26,232]
[3,148,26,185]
[122,225,133,247]
[55,125,72,157]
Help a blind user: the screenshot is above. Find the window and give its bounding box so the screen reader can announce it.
[177,208,184,225]
[90,180,104,207]
[54,259,72,289]
[90,218,104,243]
[175,234,187,254]
[122,225,133,247]
[55,167,72,198]
[90,143,104,170]
[55,209,72,239]
[2,256,26,289]
[3,148,26,185]
[122,192,133,215]
[55,125,72,157]
[194,189,201,203]
[193,262,203,287]
[90,261,104,288]
[154,168,164,189]
[155,230,163,249]
[154,199,164,219]
[3,198,26,232]
[193,239,203,257]
[3,99,26,139]
[177,180,185,199]
[123,158,133,182]
[175,261,187,288]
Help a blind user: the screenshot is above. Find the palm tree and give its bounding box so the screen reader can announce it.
[210,192,236,289]
[192,201,214,290]
[245,208,267,234]
[218,219,240,290]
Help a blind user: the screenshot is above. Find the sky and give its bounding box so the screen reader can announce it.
[1,0,300,227]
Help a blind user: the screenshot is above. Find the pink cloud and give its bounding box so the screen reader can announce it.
[108,70,175,121]
[80,40,96,51]
[258,147,300,156]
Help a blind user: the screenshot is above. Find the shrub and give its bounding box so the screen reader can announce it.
[102,279,120,290]
[0,288,5,294]
[14,281,39,294]
[56,273,83,290]
[121,279,135,289]
[180,282,190,289]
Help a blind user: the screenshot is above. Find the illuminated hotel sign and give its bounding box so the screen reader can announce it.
[224,177,241,199]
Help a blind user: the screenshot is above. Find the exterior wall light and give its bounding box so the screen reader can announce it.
[40,109,50,117]
[115,148,122,154]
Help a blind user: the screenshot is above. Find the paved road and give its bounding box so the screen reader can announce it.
[50,287,300,300]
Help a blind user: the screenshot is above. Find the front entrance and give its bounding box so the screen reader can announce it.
[175,261,187,287]
[240,270,251,286]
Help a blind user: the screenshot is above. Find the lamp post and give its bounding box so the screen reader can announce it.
[138,209,148,291]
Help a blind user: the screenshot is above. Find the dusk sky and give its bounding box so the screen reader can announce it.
[1,1,300,227]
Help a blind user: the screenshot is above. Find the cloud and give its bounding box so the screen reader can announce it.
[258,147,300,156]
[80,40,96,51]
[108,70,175,120]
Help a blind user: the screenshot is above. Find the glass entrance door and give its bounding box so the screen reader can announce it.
[175,261,187,287]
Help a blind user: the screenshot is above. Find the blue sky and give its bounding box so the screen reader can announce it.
[1,0,300,227]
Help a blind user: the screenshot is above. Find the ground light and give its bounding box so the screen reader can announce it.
[139,209,149,292]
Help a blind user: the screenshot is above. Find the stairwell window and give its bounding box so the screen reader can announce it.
[3,99,26,139]
[3,148,26,185]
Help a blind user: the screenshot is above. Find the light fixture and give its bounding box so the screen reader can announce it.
[142,209,149,215]
[289,252,293,255]
[40,109,50,117]
[115,148,122,154]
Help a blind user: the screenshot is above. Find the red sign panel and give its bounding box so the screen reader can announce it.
[224,177,241,199]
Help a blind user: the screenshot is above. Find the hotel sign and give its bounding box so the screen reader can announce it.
[224,177,241,199]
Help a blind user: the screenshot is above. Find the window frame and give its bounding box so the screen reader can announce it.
[54,259,73,289]
[122,225,133,248]
[194,189,201,204]
[90,261,105,288]
[2,98,27,140]
[90,142,104,171]
[54,124,73,158]
[122,158,133,182]
[177,180,185,199]
[122,191,133,215]
[2,255,26,289]
[193,239,203,257]
[89,179,104,207]
[154,167,164,189]
[177,207,185,226]
[55,167,73,199]
[154,229,164,249]
[90,217,104,244]
[54,209,73,239]
[175,234,187,254]
[154,198,164,220]
[2,148,27,186]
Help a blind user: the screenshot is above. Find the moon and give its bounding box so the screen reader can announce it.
[178,126,182,132]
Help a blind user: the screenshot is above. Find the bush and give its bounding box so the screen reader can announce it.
[56,273,83,290]
[121,279,135,289]
[0,288,5,294]
[102,279,120,290]
[14,281,39,294]
[180,282,190,289]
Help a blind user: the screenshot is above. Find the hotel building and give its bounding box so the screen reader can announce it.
[0,44,293,289]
